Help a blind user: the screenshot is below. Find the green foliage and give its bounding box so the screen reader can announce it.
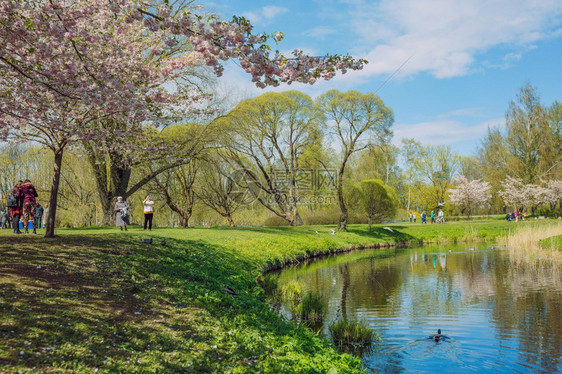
[349,179,398,230]
[329,320,376,348]
[280,280,304,313]
[258,273,280,297]
[300,292,324,328]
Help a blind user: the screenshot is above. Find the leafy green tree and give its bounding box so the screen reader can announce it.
[402,140,460,210]
[316,90,394,231]
[477,127,509,212]
[505,83,549,183]
[220,91,323,226]
[349,179,398,232]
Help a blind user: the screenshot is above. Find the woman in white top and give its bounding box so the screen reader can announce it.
[143,195,155,230]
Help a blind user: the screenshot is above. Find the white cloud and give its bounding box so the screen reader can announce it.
[392,118,504,149]
[242,6,288,26]
[303,26,338,39]
[342,0,562,79]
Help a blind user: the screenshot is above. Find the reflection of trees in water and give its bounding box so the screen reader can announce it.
[339,263,349,320]
[278,247,562,372]
[491,258,562,371]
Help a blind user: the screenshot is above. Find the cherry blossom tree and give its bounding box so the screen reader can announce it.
[541,179,562,211]
[448,175,491,219]
[0,0,366,236]
[498,176,547,214]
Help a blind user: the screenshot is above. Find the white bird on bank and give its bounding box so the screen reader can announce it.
[331,229,336,235]
[383,227,394,233]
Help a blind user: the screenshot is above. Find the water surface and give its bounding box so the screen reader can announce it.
[276,244,562,373]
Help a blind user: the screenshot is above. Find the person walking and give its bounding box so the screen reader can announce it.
[430,210,435,224]
[114,196,129,231]
[35,202,44,230]
[8,181,23,234]
[18,179,39,234]
[437,209,444,224]
[421,211,427,224]
[143,195,155,230]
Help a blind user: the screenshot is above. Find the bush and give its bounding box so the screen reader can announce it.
[302,209,340,225]
[263,215,290,226]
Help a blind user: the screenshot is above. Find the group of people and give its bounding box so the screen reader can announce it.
[409,209,445,224]
[113,194,155,231]
[3,183,154,233]
[505,210,527,222]
[3,179,43,234]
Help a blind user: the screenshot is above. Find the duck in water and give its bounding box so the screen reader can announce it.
[429,329,445,342]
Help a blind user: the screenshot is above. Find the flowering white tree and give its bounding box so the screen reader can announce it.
[541,179,562,210]
[0,0,365,236]
[448,175,491,219]
[499,176,548,214]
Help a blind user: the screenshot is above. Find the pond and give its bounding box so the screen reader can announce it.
[274,244,562,373]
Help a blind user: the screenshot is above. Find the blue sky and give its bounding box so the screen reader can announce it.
[202,0,562,156]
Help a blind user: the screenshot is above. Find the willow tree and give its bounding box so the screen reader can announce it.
[317,90,394,231]
[220,91,323,225]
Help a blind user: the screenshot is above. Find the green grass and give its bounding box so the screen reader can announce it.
[538,234,562,251]
[0,219,555,373]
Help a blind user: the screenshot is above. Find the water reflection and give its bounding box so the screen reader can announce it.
[276,244,562,373]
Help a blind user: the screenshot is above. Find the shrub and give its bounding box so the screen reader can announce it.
[263,215,290,226]
[302,209,340,225]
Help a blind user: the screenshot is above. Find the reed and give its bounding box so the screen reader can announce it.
[300,292,324,327]
[279,280,304,313]
[328,319,376,348]
[501,221,562,260]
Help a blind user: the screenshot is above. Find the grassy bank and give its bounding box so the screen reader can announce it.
[0,219,556,373]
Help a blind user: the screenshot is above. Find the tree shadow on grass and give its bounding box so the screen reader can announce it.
[1,233,349,372]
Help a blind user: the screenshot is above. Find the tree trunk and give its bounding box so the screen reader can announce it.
[368,216,373,232]
[337,161,348,231]
[178,213,191,228]
[226,214,236,227]
[45,145,64,238]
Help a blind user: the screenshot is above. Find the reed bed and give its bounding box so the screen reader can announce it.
[501,221,562,261]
